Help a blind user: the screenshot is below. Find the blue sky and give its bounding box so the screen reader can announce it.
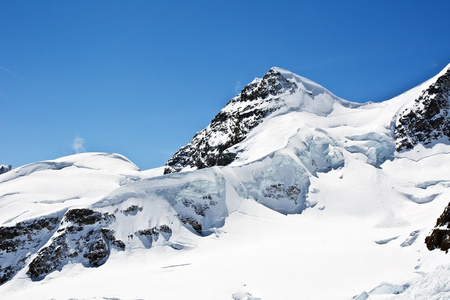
[1,0,450,170]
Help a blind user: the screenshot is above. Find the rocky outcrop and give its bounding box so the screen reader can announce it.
[164,68,299,174]
[263,183,302,204]
[425,202,450,253]
[0,165,12,175]
[177,215,203,234]
[0,208,127,284]
[135,225,172,248]
[0,201,183,284]
[122,205,143,216]
[26,208,123,280]
[395,68,450,151]
[0,215,60,284]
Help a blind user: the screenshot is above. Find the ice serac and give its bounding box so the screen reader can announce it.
[164,67,347,174]
[395,65,450,150]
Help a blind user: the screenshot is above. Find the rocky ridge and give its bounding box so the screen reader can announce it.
[0,215,60,284]
[164,68,301,174]
[425,202,450,252]
[0,165,12,175]
[0,160,227,285]
[395,67,450,150]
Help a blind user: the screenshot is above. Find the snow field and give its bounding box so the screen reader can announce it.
[1,65,450,299]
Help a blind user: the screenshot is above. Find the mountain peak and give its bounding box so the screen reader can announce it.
[165,63,450,175]
[236,67,299,103]
[164,68,347,174]
[262,67,343,102]
[267,66,296,78]
[164,67,313,174]
[395,66,450,150]
[2,65,450,299]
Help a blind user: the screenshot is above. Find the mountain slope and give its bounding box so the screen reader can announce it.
[0,65,450,299]
[164,67,361,174]
[395,65,450,150]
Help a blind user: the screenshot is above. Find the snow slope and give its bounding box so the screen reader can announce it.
[0,65,449,299]
[0,153,143,225]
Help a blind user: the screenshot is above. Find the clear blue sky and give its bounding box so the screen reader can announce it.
[1,0,450,170]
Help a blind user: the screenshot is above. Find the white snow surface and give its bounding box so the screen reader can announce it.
[0,152,143,225]
[1,65,450,299]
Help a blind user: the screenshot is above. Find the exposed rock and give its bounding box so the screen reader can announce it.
[83,238,109,266]
[263,183,301,204]
[177,215,203,235]
[0,217,59,252]
[136,225,172,248]
[64,208,104,225]
[122,205,143,215]
[181,198,212,217]
[27,233,69,280]
[0,165,12,175]
[158,224,172,234]
[425,202,450,252]
[24,208,121,281]
[137,228,159,237]
[436,203,450,227]
[396,68,450,151]
[164,68,298,174]
[112,240,126,250]
[0,216,60,284]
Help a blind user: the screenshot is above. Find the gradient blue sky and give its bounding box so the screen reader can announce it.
[1,0,450,170]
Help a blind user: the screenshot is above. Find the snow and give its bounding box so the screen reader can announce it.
[0,153,143,225]
[0,64,450,299]
[2,185,446,299]
[394,265,450,300]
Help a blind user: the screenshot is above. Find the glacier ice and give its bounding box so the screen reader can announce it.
[233,154,310,214]
[345,132,395,167]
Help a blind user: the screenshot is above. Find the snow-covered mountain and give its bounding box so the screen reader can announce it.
[1,64,450,300]
[164,67,362,174]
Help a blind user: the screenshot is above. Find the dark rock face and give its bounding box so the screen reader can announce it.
[64,208,104,225]
[180,195,217,217]
[425,202,450,253]
[83,238,109,266]
[135,225,172,248]
[0,165,12,175]
[13,208,124,282]
[177,215,203,234]
[0,216,60,284]
[26,234,70,279]
[263,183,302,205]
[122,205,143,216]
[164,68,298,174]
[395,68,450,151]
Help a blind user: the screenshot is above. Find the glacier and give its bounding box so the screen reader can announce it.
[1,64,450,299]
